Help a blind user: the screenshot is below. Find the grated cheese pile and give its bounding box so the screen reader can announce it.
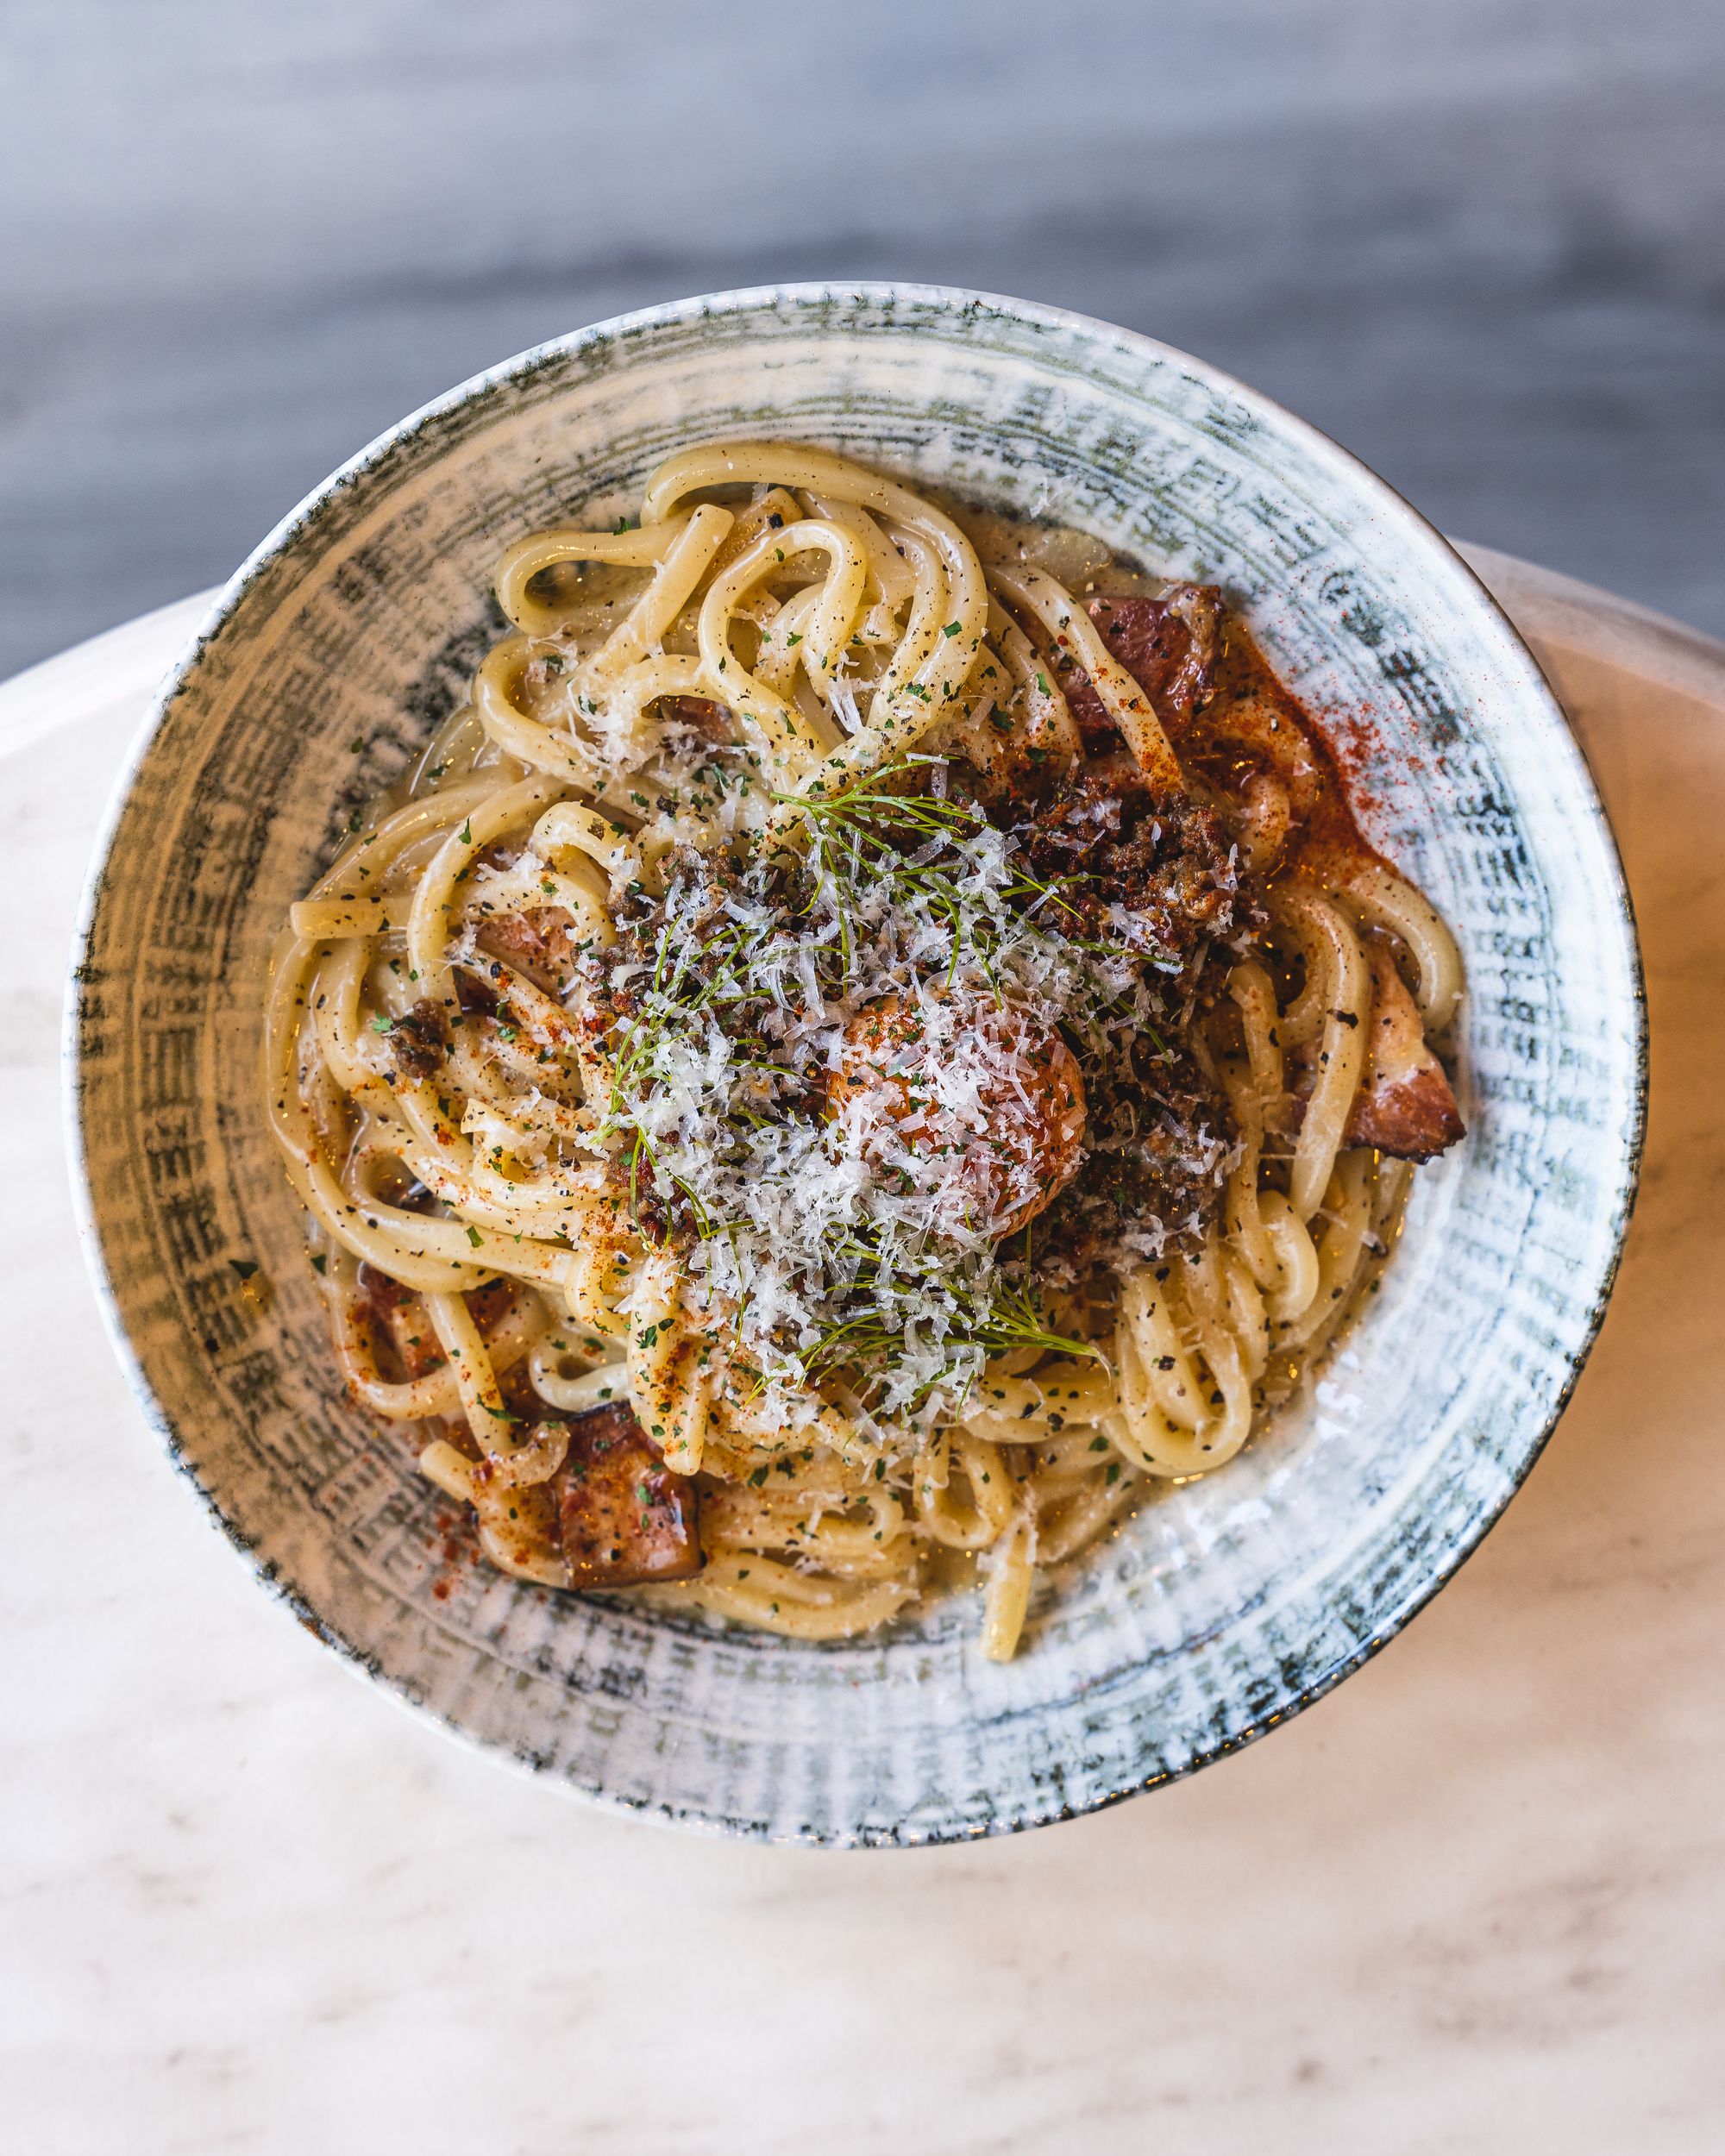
[579,772,1192,1420]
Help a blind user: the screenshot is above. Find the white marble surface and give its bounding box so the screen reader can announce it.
[3,552,1722,2152]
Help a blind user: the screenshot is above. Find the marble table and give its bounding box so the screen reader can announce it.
[3,549,1721,2153]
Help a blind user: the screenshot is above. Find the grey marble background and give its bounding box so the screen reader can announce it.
[3,0,1722,680]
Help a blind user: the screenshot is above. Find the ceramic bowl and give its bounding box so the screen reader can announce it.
[66,284,1645,1845]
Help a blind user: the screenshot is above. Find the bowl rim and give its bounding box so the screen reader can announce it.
[62,279,1650,1844]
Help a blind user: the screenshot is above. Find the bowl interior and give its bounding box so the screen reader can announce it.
[69,285,1643,1843]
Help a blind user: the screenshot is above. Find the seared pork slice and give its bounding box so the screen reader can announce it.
[554,1401,705,1587]
[474,904,582,1000]
[1343,944,1465,1161]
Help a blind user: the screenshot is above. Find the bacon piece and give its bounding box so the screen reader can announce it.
[358,1265,444,1380]
[473,905,581,1000]
[1032,586,1222,755]
[1343,945,1465,1161]
[553,1401,705,1587]
[664,694,729,740]
[358,1271,521,1383]
[453,968,499,1019]
[472,838,524,874]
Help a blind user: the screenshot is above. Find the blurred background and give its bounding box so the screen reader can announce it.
[3,0,1721,679]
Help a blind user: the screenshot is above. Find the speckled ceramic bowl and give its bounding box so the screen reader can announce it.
[66,284,1644,1844]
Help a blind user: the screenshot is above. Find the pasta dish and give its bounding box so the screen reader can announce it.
[265,442,1465,1658]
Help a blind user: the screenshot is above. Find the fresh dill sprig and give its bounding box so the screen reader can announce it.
[795,1257,1104,1408]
